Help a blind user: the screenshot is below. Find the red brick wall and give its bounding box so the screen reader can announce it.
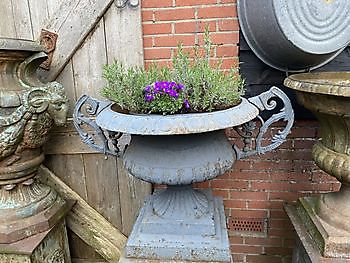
[142,0,239,70]
[141,1,339,262]
[218,121,338,262]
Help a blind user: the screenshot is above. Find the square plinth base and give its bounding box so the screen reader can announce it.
[123,189,231,262]
[0,219,71,263]
[285,200,350,263]
[119,251,232,263]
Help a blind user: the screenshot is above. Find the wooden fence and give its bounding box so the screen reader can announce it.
[0,1,151,261]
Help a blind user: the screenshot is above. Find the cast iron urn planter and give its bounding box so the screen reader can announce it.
[74,87,294,262]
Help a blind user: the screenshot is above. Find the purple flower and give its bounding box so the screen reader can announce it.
[144,85,152,93]
[145,93,155,102]
[168,89,179,98]
[177,83,184,91]
[144,81,185,105]
[154,82,163,93]
[183,99,190,109]
[169,82,177,88]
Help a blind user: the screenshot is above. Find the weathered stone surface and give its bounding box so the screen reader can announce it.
[124,189,231,262]
[119,253,231,263]
[0,38,69,243]
[285,72,350,260]
[296,198,350,258]
[0,219,71,263]
[285,203,350,263]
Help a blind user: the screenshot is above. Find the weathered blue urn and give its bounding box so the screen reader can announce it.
[74,87,294,262]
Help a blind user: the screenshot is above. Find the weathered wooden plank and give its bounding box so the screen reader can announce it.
[40,0,115,81]
[69,16,123,231]
[103,4,149,235]
[44,132,99,154]
[72,18,107,99]
[46,19,108,154]
[0,0,33,39]
[104,4,144,67]
[39,165,127,263]
[27,0,62,39]
[46,0,62,18]
[44,154,93,262]
[44,154,88,200]
[56,61,77,117]
[240,55,285,85]
[84,154,122,230]
[28,0,50,39]
[10,0,33,39]
[117,161,151,235]
[0,1,17,38]
[44,120,101,155]
[72,259,106,263]
[45,154,102,262]
[69,230,104,261]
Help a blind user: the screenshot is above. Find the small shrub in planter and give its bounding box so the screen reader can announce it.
[101,29,245,115]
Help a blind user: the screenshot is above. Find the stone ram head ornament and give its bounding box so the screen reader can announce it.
[27,82,68,126]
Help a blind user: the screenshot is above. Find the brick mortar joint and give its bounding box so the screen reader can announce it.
[142,17,238,21]
[141,3,237,11]
[142,18,240,25]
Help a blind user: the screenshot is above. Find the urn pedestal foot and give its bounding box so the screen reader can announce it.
[317,184,350,234]
[0,219,71,263]
[285,198,350,262]
[121,187,231,263]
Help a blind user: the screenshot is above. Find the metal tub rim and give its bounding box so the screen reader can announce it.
[237,0,350,72]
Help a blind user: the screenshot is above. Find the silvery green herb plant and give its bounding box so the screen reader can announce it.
[101,28,244,115]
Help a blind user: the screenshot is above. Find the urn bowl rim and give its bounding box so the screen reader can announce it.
[96,97,259,135]
[0,38,44,53]
[284,72,350,97]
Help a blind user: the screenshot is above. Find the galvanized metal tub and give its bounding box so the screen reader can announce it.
[238,0,350,72]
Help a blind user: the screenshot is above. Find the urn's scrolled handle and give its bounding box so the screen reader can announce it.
[73,95,121,157]
[233,87,294,160]
[17,52,48,87]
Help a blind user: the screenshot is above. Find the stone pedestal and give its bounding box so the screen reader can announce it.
[123,188,231,262]
[284,72,350,262]
[285,203,350,263]
[119,253,230,263]
[0,38,71,261]
[0,219,71,263]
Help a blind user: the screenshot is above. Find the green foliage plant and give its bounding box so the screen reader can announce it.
[101,27,245,115]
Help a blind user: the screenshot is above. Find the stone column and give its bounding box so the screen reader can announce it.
[284,72,350,262]
[0,38,72,262]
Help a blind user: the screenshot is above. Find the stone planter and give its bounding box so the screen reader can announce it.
[284,72,350,261]
[74,87,294,262]
[0,38,71,262]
